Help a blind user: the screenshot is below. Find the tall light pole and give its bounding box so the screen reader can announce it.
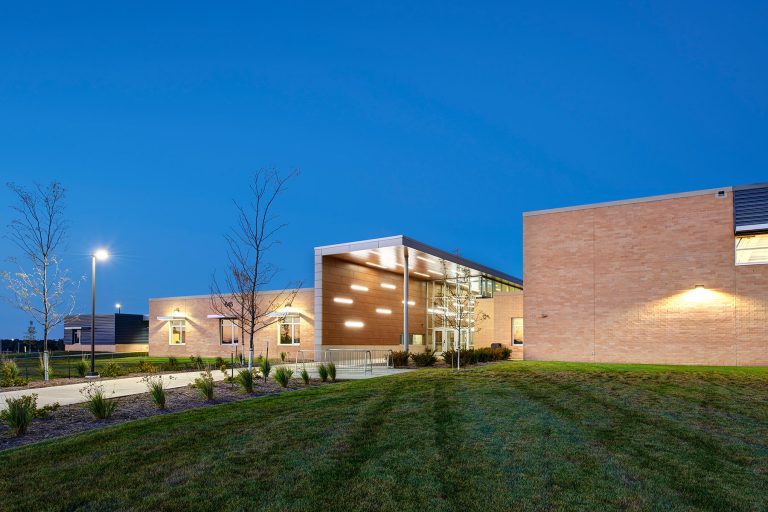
[86,249,109,378]
[115,303,121,314]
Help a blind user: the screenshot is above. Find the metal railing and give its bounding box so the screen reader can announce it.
[294,349,393,374]
[0,351,151,381]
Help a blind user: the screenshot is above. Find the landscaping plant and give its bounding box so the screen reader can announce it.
[280,352,287,363]
[300,368,310,385]
[99,361,123,378]
[259,358,272,383]
[327,362,337,382]
[390,351,409,367]
[273,367,293,388]
[192,370,215,401]
[236,368,256,393]
[1,359,27,387]
[135,360,157,374]
[411,349,437,367]
[81,383,117,419]
[215,356,226,368]
[1,395,35,436]
[143,376,167,409]
[76,359,88,378]
[317,363,328,382]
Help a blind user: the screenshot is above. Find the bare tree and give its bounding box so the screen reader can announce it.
[1,182,81,379]
[434,260,489,369]
[210,169,301,370]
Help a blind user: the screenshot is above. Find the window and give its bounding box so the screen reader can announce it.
[71,329,81,344]
[278,315,300,345]
[512,318,524,345]
[736,233,768,265]
[220,319,239,345]
[169,320,186,345]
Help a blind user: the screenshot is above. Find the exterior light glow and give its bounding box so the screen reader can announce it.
[694,284,705,289]
[417,256,432,263]
[413,271,430,278]
[350,284,369,292]
[345,320,364,328]
[366,262,389,269]
[376,308,392,315]
[334,297,353,304]
[381,283,396,289]
[401,300,416,306]
[428,269,443,276]
[94,249,109,260]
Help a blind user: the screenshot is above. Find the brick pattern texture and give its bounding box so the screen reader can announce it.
[524,191,768,365]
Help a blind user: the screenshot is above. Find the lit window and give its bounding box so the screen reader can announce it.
[220,319,239,345]
[169,320,186,345]
[278,314,301,345]
[736,233,768,265]
[512,318,524,345]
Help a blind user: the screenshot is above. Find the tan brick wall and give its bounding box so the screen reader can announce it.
[148,289,314,359]
[321,257,428,347]
[473,292,524,359]
[524,191,768,365]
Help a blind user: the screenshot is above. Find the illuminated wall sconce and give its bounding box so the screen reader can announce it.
[381,283,396,290]
[694,284,705,289]
[334,297,353,304]
[351,284,369,292]
[376,308,392,315]
[345,320,364,328]
[401,300,416,306]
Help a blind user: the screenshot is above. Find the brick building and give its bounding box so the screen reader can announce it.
[523,184,768,365]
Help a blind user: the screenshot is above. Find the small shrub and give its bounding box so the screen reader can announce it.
[300,368,310,385]
[135,360,157,374]
[99,361,123,378]
[391,351,409,367]
[236,369,256,393]
[75,359,88,378]
[219,363,229,374]
[215,356,226,368]
[143,376,166,409]
[192,370,215,401]
[81,384,117,419]
[273,367,293,387]
[327,362,337,382]
[168,356,178,368]
[191,355,204,369]
[259,358,272,383]
[411,349,437,367]
[317,364,328,382]
[1,359,27,387]
[280,352,287,363]
[1,395,35,436]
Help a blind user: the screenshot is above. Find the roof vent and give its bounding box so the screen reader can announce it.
[716,190,727,198]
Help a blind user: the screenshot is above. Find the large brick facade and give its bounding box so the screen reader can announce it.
[524,188,768,365]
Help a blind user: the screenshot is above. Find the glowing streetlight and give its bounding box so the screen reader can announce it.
[87,249,110,378]
[115,303,121,314]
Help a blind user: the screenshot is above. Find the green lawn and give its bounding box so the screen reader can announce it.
[1,361,768,511]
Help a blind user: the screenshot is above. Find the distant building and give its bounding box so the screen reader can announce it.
[64,313,148,353]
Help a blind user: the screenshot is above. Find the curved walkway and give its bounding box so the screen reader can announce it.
[0,367,411,410]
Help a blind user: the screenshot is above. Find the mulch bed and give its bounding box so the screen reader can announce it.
[0,379,332,452]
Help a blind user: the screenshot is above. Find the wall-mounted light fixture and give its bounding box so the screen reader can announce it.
[351,284,369,292]
[334,297,353,304]
[376,308,392,315]
[344,320,364,328]
[381,283,396,290]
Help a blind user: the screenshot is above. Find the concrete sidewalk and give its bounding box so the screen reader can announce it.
[0,366,411,411]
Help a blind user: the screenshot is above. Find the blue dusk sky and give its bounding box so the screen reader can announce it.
[0,2,767,338]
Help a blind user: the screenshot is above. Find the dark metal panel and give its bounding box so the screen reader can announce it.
[114,314,149,344]
[734,185,768,232]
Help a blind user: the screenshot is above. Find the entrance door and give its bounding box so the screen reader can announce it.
[432,328,458,352]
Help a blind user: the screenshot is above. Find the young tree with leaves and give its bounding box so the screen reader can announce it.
[210,169,301,370]
[1,182,81,379]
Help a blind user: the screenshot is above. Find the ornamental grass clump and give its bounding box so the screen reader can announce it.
[327,362,337,382]
[143,375,167,409]
[1,395,35,436]
[300,368,310,385]
[259,358,272,383]
[81,383,117,419]
[76,359,88,378]
[192,370,215,401]
[317,364,329,382]
[236,369,256,393]
[135,360,157,374]
[273,367,293,388]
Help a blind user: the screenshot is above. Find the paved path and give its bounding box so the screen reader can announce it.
[0,366,411,411]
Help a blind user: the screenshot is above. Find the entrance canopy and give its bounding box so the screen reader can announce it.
[314,235,522,288]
